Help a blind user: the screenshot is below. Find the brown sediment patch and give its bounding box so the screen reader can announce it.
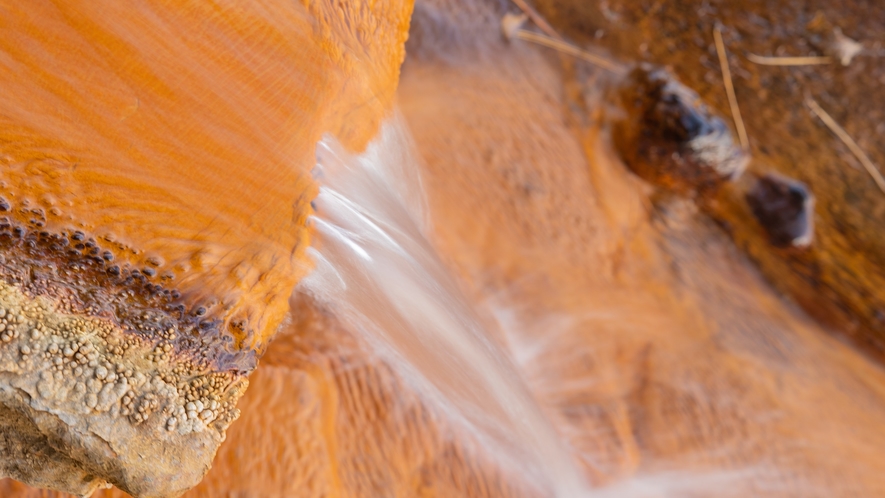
[532,0,885,358]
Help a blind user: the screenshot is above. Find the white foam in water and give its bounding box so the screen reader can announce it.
[300,114,591,497]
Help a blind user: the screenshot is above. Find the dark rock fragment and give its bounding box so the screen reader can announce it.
[746,173,814,248]
[613,65,748,194]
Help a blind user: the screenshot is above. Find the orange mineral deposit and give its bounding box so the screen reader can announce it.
[0,0,411,495]
[5,0,885,497]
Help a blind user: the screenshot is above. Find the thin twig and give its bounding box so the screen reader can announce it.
[747,53,833,66]
[514,30,626,74]
[806,97,885,195]
[713,25,749,151]
[509,0,563,40]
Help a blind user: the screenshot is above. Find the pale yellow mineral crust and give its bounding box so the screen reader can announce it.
[0,279,247,497]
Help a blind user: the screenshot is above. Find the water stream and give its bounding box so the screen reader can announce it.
[299,116,590,497]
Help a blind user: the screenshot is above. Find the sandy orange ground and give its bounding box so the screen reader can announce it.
[5,0,885,496]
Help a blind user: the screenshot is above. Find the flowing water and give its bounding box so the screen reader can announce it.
[300,116,591,498]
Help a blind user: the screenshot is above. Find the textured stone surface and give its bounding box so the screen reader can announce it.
[0,0,413,495]
[0,278,246,497]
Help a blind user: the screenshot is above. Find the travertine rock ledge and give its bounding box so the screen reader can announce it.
[0,0,414,493]
[0,226,249,497]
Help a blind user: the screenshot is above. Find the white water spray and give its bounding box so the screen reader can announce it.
[300,116,590,497]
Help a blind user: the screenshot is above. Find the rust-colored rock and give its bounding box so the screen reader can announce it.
[0,0,412,495]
